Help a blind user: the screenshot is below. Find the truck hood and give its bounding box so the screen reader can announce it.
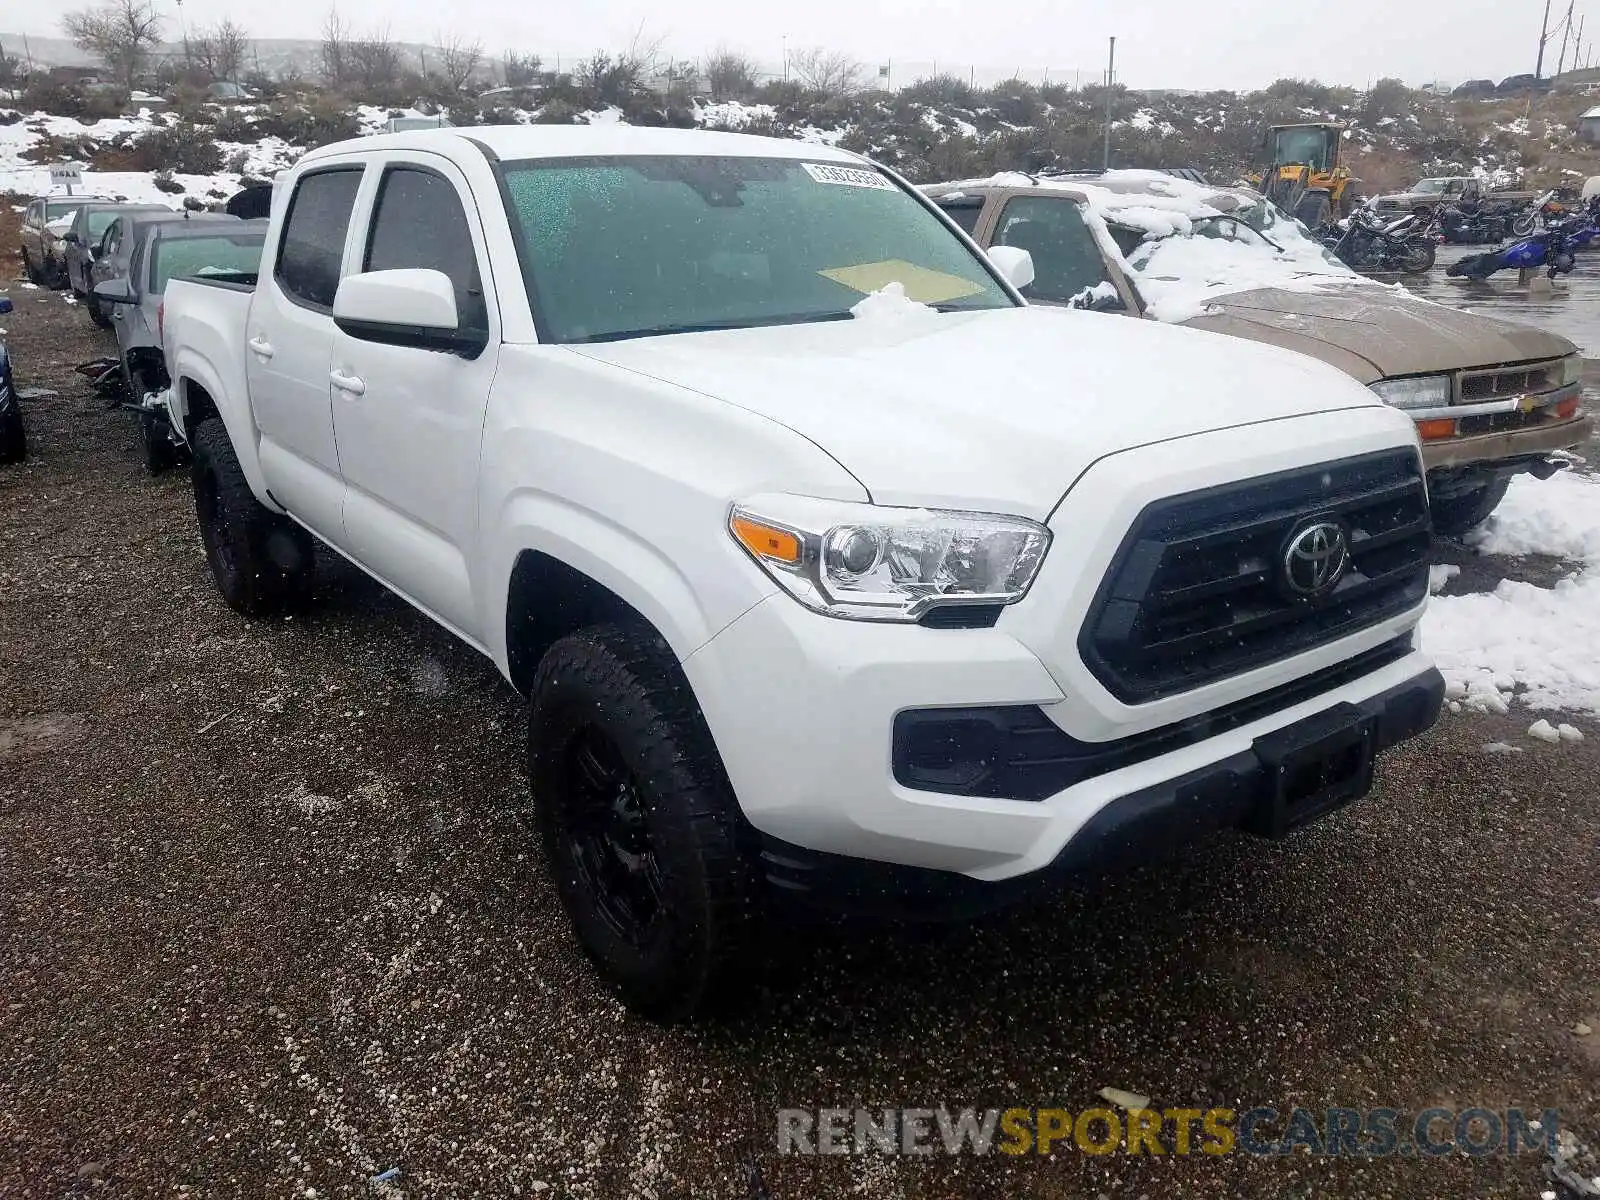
[1184,284,1574,384]
[568,306,1393,518]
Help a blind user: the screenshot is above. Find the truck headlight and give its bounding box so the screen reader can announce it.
[728,495,1050,621]
[1370,375,1451,410]
[1561,355,1584,387]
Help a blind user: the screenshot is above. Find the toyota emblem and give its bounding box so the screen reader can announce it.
[1282,521,1350,599]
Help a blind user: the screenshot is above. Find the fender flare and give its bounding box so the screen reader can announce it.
[485,490,734,679]
[169,349,278,511]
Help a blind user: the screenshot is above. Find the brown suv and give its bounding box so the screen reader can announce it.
[927,174,1590,534]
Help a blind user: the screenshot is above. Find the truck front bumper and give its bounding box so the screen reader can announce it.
[684,591,1442,902]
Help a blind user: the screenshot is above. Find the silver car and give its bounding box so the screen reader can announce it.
[92,218,267,472]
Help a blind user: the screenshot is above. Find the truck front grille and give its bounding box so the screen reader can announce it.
[1459,359,1559,402]
[1079,450,1430,704]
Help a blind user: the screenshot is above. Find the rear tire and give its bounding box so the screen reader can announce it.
[527,623,760,1021]
[190,417,313,615]
[1401,238,1436,273]
[1431,475,1511,536]
[86,291,111,329]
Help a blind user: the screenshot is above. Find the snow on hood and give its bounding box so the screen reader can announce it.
[567,305,1397,518]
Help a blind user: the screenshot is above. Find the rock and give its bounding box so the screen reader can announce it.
[1577,1022,1593,1037]
[1559,723,1585,742]
[1529,719,1561,743]
[75,1163,105,1180]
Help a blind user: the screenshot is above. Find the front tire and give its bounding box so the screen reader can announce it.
[1511,212,1537,237]
[0,395,25,465]
[21,250,43,285]
[527,624,759,1021]
[1431,475,1511,537]
[191,417,313,615]
[86,291,111,329]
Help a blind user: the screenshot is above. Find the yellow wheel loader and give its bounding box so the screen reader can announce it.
[1248,122,1363,227]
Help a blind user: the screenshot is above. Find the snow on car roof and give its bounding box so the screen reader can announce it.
[303,124,866,166]
[931,169,1387,322]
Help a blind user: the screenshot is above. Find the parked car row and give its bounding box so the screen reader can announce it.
[14,192,269,472]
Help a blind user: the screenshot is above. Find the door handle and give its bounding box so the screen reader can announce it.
[330,369,366,396]
[248,335,275,359]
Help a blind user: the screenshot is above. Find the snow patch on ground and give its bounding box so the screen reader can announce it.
[1424,471,1600,716]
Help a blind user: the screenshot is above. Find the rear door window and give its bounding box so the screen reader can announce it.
[276,168,363,310]
[362,166,488,333]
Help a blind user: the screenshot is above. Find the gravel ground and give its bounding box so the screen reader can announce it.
[2,241,1598,1199]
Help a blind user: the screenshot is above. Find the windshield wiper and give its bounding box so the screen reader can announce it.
[569,311,857,344]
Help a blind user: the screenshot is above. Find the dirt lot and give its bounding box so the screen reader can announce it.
[2,251,1599,1199]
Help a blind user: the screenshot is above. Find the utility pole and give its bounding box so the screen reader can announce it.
[1536,0,1554,77]
[1102,36,1116,170]
[1576,15,1587,73]
[1558,0,1576,75]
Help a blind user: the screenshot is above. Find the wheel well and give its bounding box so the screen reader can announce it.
[504,551,653,694]
[180,378,219,442]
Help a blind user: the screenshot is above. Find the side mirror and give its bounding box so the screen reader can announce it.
[93,278,136,305]
[987,245,1036,291]
[333,268,484,356]
[61,232,80,245]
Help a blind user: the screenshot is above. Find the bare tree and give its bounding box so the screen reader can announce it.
[704,48,758,101]
[61,0,164,92]
[789,47,863,96]
[191,18,249,85]
[436,32,483,92]
[320,8,349,85]
[347,26,400,91]
[502,51,541,88]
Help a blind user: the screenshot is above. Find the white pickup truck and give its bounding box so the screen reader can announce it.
[162,126,1444,1018]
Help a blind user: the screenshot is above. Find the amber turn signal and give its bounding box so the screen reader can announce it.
[1416,418,1456,441]
[730,515,803,565]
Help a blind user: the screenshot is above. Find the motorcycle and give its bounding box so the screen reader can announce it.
[1322,207,1437,272]
[1445,213,1596,280]
[1437,202,1516,244]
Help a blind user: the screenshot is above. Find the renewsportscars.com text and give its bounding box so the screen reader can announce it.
[777,1106,1561,1157]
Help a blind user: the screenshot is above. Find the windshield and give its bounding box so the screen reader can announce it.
[1271,128,1332,172]
[1414,179,1451,194]
[1103,190,1358,321]
[150,233,266,292]
[45,200,82,221]
[499,155,1014,343]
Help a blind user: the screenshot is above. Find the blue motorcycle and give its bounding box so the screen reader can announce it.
[1446,214,1597,280]
[0,296,22,464]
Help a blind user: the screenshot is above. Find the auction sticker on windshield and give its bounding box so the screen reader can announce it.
[802,163,897,190]
[820,259,987,304]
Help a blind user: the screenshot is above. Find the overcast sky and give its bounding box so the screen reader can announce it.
[4,0,1568,91]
